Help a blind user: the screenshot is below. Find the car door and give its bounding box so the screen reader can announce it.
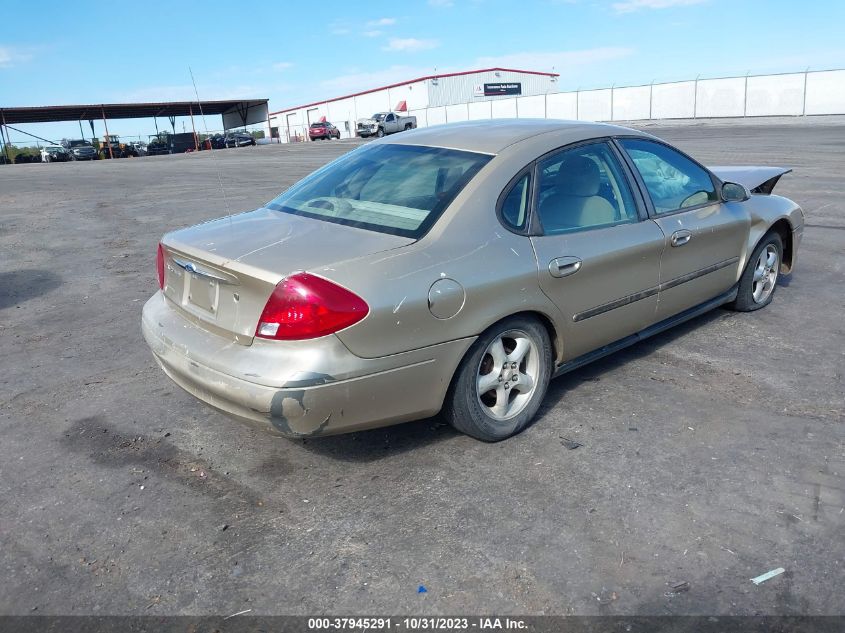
[384,113,396,133]
[616,138,748,321]
[527,140,665,361]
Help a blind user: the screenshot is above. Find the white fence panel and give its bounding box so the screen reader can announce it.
[805,70,845,115]
[467,101,492,120]
[696,77,745,117]
[746,73,805,116]
[612,86,651,120]
[578,89,612,121]
[445,103,469,123]
[517,95,546,118]
[651,81,695,119]
[410,108,428,128]
[491,98,517,118]
[546,92,578,119]
[427,106,447,126]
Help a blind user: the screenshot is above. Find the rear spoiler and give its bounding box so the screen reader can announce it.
[709,166,792,194]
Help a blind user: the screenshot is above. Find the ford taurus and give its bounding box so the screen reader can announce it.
[141,120,803,441]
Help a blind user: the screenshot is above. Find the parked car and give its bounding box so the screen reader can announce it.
[309,122,340,141]
[14,153,38,164]
[207,134,227,149]
[41,145,71,162]
[146,135,170,156]
[224,132,256,148]
[129,141,148,157]
[357,112,417,138]
[62,139,98,161]
[142,119,803,441]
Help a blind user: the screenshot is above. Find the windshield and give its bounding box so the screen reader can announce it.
[372,113,386,121]
[68,140,91,147]
[267,144,492,238]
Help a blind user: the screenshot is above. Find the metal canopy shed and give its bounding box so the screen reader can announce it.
[0,99,269,159]
[0,99,269,126]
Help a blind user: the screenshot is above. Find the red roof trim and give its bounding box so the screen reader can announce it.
[269,68,559,115]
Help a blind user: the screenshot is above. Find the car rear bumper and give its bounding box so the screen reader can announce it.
[141,292,473,437]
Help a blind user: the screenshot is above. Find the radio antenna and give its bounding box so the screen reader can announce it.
[189,66,232,220]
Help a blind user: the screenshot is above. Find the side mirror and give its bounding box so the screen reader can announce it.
[721,181,750,202]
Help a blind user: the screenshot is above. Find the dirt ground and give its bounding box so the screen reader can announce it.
[0,119,842,616]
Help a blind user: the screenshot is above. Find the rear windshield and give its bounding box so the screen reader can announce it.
[267,144,491,238]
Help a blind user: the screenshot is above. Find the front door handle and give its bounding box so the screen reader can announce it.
[671,230,692,247]
[549,256,582,278]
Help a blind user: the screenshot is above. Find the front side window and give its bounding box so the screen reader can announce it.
[267,144,491,238]
[536,142,639,235]
[619,138,717,214]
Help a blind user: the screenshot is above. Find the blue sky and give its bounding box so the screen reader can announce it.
[2,0,844,142]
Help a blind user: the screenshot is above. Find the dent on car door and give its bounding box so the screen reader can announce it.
[527,141,665,361]
[617,138,749,321]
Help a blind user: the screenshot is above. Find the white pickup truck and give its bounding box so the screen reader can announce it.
[356,112,417,138]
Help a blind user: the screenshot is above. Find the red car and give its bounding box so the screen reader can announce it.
[309,122,340,141]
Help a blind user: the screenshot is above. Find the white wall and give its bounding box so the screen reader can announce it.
[427,106,447,126]
[445,103,469,123]
[696,77,746,117]
[612,85,651,121]
[651,81,695,119]
[467,101,492,121]
[546,92,577,119]
[491,98,517,118]
[270,69,845,141]
[517,95,546,118]
[805,69,845,115]
[578,89,612,121]
[746,73,805,116]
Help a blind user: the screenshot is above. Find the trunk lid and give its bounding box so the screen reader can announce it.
[161,207,413,343]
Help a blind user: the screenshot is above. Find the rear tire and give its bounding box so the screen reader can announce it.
[729,231,783,312]
[444,316,552,442]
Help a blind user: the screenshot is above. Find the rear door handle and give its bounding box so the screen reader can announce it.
[549,256,582,278]
[671,230,692,247]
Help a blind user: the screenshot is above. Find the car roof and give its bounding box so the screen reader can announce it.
[380,118,649,155]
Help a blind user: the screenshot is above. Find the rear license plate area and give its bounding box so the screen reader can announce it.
[186,273,219,314]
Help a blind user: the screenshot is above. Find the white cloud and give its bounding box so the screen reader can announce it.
[362,30,383,38]
[272,61,294,71]
[0,45,32,68]
[383,38,440,52]
[428,0,455,6]
[475,47,634,72]
[367,17,396,26]
[612,0,705,13]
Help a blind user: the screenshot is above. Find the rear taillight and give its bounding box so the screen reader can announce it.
[156,243,165,289]
[255,273,369,340]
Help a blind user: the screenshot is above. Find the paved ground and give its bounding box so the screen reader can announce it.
[1,120,843,616]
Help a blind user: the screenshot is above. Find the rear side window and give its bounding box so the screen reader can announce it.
[267,144,491,238]
[536,141,639,234]
[619,138,717,214]
[500,173,531,231]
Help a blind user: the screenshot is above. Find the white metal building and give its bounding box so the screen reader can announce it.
[269,67,559,142]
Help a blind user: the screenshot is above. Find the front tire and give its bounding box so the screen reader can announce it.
[376,128,385,138]
[729,231,783,312]
[444,316,552,441]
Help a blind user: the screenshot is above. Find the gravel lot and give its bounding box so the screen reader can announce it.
[1,119,843,616]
